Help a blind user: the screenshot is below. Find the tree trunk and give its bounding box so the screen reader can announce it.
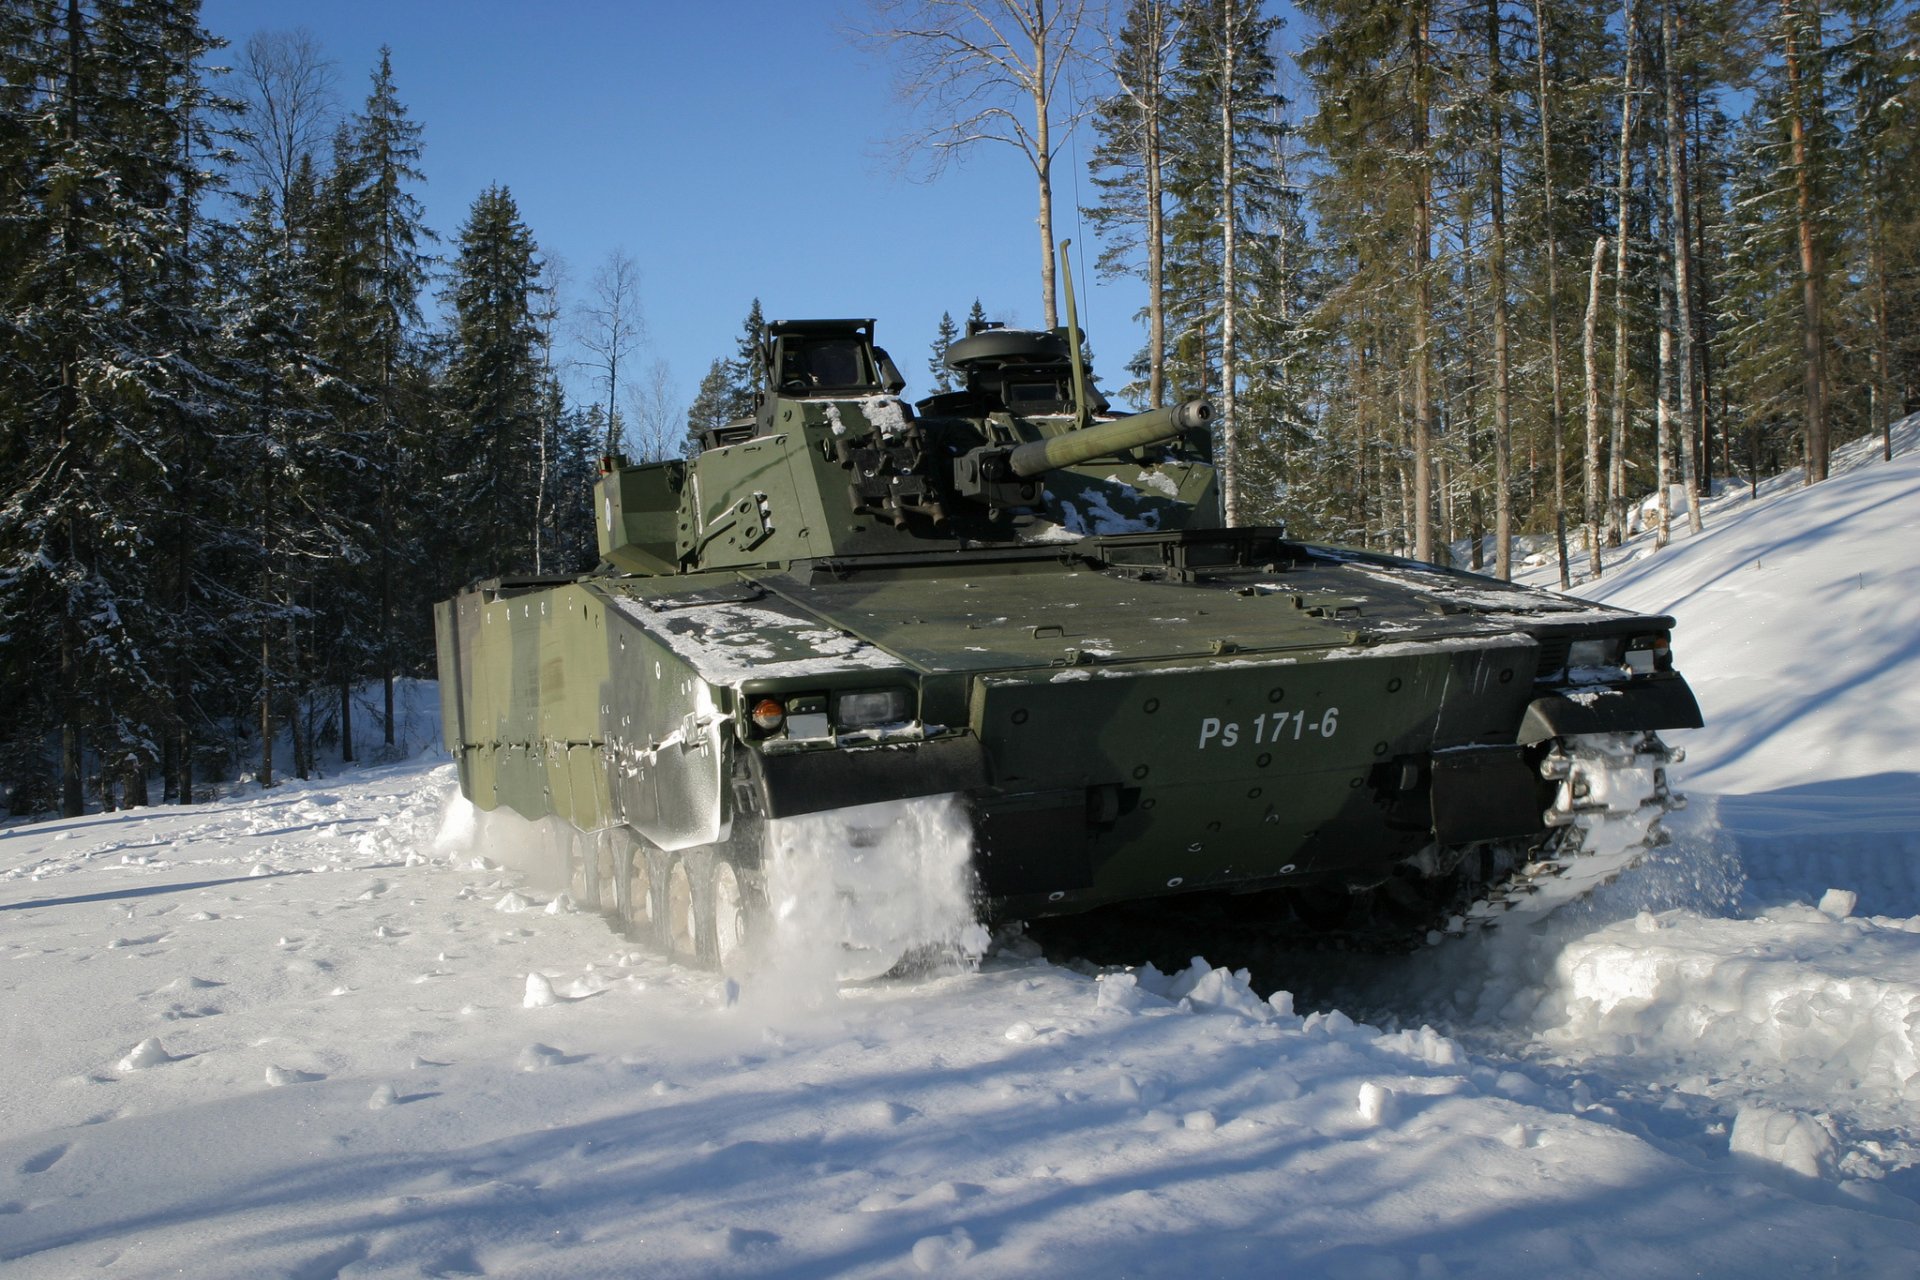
[1583,235,1609,578]
[341,679,355,765]
[57,0,85,819]
[1608,0,1637,548]
[1869,193,1892,462]
[288,616,310,780]
[1782,0,1828,483]
[1146,43,1166,409]
[1688,92,1722,486]
[260,632,275,789]
[1532,0,1571,590]
[1662,0,1704,534]
[1034,11,1058,329]
[1412,6,1435,563]
[1219,0,1241,526]
[1656,241,1675,549]
[1489,0,1513,580]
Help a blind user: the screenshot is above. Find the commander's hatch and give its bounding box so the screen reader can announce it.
[763,318,906,401]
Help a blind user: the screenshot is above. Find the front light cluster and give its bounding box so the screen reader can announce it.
[744,688,914,740]
[1560,630,1674,681]
[1624,632,1673,674]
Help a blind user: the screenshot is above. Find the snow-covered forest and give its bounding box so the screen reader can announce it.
[2,0,1916,817]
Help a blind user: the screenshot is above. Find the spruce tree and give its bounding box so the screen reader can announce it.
[443,184,543,584]
[217,188,352,786]
[928,310,959,390]
[724,298,767,420]
[0,0,230,813]
[686,357,734,453]
[318,47,434,751]
[1085,0,1181,408]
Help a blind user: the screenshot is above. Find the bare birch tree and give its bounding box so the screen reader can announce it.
[234,29,338,228]
[859,0,1095,327]
[626,358,685,464]
[576,250,645,457]
[1219,0,1243,524]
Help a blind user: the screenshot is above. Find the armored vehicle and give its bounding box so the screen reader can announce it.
[434,266,1700,971]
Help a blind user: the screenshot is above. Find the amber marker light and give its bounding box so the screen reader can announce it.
[750,698,786,733]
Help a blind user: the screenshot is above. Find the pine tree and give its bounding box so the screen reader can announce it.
[1168,0,1288,525]
[1779,0,1838,481]
[1831,0,1918,461]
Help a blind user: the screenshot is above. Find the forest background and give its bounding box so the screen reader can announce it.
[2,0,1914,817]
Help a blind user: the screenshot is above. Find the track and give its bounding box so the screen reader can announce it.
[1448,730,1684,937]
[1022,730,1686,979]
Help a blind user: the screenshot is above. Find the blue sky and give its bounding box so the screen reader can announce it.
[200,0,1155,415]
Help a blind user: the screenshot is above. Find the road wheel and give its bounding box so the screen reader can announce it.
[665,852,703,965]
[712,859,751,973]
[610,829,660,946]
[567,826,604,914]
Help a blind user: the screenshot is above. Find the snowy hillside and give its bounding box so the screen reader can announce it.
[5,426,1920,1278]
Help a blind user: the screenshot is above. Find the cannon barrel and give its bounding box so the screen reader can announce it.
[1007,398,1213,479]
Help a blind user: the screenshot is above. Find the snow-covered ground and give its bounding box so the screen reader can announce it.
[5,424,1920,1278]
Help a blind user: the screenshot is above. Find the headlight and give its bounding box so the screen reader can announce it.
[1566,638,1622,670]
[836,689,911,728]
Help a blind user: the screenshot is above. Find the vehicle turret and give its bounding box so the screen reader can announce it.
[596,316,1218,577]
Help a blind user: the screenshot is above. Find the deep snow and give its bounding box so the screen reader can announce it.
[3,422,1920,1278]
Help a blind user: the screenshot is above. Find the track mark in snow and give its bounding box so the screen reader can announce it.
[284,1237,370,1280]
[148,974,224,995]
[265,1065,325,1086]
[911,1227,976,1271]
[159,1003,221,1021]
[516,1042,584,1071]
[704,1226,779,1257]
[900,1180,985,1209]
[19,1143,68,1174]
[367,1083,447,1113]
